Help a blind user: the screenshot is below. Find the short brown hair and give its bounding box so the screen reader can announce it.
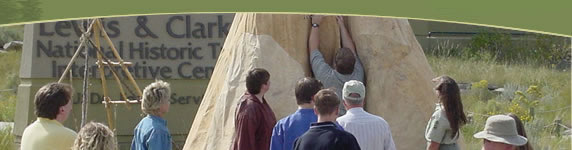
[295,78,323,105]
[313,89,340,115]
[34,82,73,119]
[246,68,270,95]
[334,47,356,75]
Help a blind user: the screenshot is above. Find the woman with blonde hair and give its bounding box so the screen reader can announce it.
[425,76,468,150]
[131,80,173,150]
[73,122,117,150]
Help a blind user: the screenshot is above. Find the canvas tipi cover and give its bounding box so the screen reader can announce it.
[183,13,442,150]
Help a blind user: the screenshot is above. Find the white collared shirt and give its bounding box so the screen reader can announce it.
[337,107,396,150]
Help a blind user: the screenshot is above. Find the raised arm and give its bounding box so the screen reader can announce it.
[336,16,357,55]
[308,15,323,53]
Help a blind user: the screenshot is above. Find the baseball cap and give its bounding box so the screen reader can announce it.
[342,80,365,101]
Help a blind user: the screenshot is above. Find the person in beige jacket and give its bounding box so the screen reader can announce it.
[21,83,77,150]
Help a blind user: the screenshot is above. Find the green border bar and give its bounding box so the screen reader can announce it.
[0,0,570,37]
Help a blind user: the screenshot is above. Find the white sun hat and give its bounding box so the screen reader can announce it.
[473,115,528,146]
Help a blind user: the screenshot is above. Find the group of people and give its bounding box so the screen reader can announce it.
[18,14,533,150]
[231,15,534,150]
[20,80,175,150]
[230,15,390,150]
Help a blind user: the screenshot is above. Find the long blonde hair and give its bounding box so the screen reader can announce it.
[73,122,117,150]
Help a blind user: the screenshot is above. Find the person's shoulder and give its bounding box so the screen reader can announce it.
[239,94,263,104]
[430,107,444,119]
[336,115,351,124]
[432,109,451,127]
[275,114,293,126]
[63,126,78,135]
[237,99,264,116]
[334,127,354,136]
[21,122,40,140]
[364,112,388,123]
[239,100,263,110]
[63,127,78,139]
[137,117,168,131]
[371,115,393,132]
[238,95,263,108]
[22,121,39,132]
[436,109,448,120]
[149,127,170,136]
[50,125,78,140]
[337,129,359,143]
[135,124,170,139]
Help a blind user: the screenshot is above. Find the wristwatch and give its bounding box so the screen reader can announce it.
[311,23,319,28]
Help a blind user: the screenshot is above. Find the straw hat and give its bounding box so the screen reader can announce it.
[473,115,528,146]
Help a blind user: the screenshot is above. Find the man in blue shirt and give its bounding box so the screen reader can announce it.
[131,80,172,150]
[270,77,323,150]
[293,89,361,150]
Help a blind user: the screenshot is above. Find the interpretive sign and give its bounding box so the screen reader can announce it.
[14,13,234,149]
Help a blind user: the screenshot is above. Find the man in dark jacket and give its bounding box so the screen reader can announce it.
[293,89,361,150]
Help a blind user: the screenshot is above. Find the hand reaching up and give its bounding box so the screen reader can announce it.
[311,15,324,25]
[336,16,345,26]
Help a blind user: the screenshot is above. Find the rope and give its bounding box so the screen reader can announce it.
[80,19,91,127]
[0,89,14,92]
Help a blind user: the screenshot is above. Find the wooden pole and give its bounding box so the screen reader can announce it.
[57,20,96,83]
[109,66,132,109]
[81,20,90,127]
[94,20,115,130]
[95,19,143,98]
[87,39,138,100]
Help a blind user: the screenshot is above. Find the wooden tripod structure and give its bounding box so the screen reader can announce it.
[57,18,142,130]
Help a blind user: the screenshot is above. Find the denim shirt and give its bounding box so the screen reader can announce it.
[270,109,316,150]
[271,108,346,150]
[131,115,172,150]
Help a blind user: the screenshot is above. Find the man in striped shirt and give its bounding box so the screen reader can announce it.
[336,80,396,150]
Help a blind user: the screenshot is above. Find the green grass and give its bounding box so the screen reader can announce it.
[0,25,23,46]
[0,50,19,150]
[427,55,571,149]
[0,26,22,150]
[0,126,14,150]
[0,51,20,122]
[0,50,20,150]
